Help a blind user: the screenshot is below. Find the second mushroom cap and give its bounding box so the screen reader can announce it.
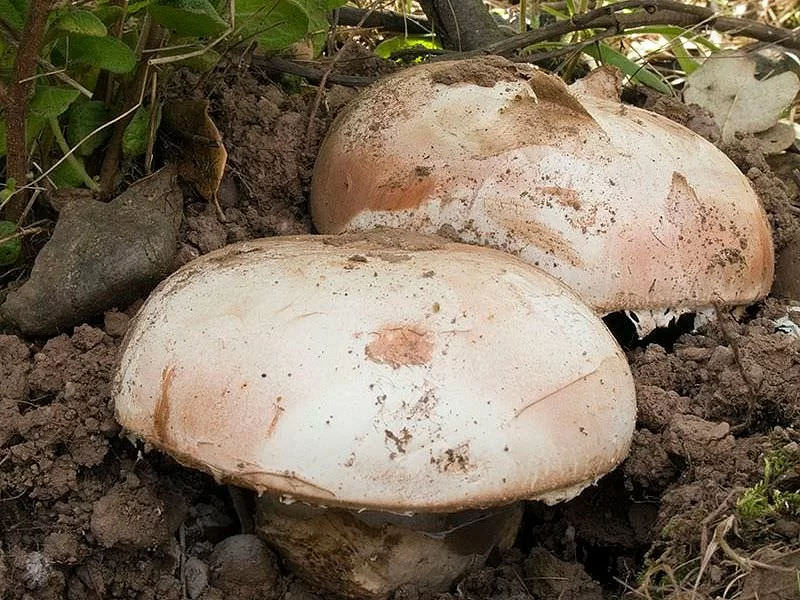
[310,57,774,315]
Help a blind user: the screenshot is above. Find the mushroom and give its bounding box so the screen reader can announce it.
[310,57,774,332]
[114,230,636,599]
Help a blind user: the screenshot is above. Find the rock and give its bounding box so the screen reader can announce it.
[208,534,278,591]
[102,310,130,338]
[773,518,800,540]
[1,167,183,336]
[184,557,209,599]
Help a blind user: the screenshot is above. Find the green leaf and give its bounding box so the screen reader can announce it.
[326,0,347,7]
[0,0,26,31]
[235,0,308,51]
[666,35,700,76]
[29,85,81,118]
[158,41,220,71]
[540,4,569,19]
[127,0,156,15]
[26,115,46,146]
[149,0,228,36]
[54,9,108,36]
[0,220,22,266]
[583,43,672,95]
[375,35,440,60]
[122,104,161,158]
[293,0,330,52]
[93,5,125,24]
[65,34,137,73]
[625,26,720,52]
[49,156,89,188]
[0,115,47,159]
[67,100,112,155]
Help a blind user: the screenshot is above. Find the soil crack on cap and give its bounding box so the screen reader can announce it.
[365,325,434,369]
[512,360,607,420]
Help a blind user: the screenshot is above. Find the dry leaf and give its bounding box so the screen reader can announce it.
[683,51,800,143]
[755,121,797,154]
[162,99,227,216]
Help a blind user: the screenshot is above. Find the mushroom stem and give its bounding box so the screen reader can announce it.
[255,496,524,599]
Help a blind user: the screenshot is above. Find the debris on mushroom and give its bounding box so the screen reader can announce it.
[114,230,637,599]
[310,57,775,335]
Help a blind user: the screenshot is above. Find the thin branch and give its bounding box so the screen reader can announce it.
[4,0,55,223]
[34,58,93,98]
[471,0,800,57]
[331,6,431,35]
[97,17,163,198]
[251,56,376,87]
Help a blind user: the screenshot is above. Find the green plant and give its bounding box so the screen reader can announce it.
[737,448,800,522]
[0,0,346,227]
[0,181,21,265]
[517,0,720,93]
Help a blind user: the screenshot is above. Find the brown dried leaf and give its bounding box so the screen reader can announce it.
[162,99,227,210]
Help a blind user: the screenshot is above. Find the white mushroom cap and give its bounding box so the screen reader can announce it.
[310,57,774,314]
[114,231,636,512]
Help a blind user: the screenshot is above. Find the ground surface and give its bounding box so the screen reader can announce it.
[1,57,800,600]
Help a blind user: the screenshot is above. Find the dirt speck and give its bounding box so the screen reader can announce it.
[365,325,434,369]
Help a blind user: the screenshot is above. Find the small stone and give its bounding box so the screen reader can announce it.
[103,310,130,338]
[12,551,52,589]
[191,503,236,543]
[208,534,278,591]
[184,557,209,599]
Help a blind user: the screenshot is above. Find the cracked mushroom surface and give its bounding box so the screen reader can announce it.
[310,57,774,318]
[114,230,636,598]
